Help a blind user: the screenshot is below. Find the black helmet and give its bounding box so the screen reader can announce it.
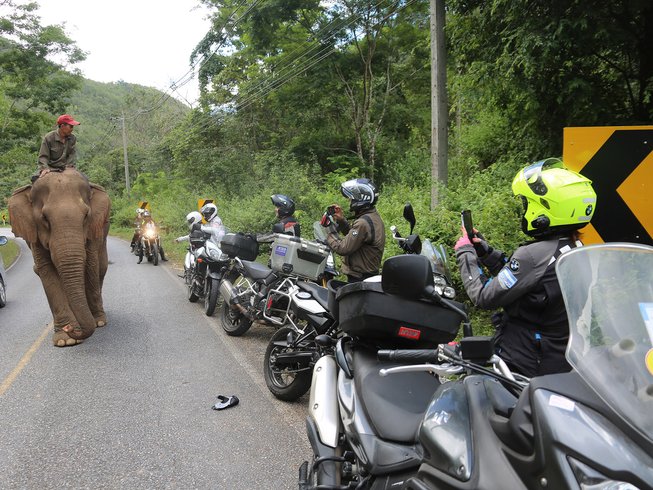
[271,194,295,219]
[341,178,379,212]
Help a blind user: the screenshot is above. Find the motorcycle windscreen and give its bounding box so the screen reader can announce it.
[556,243,653,443]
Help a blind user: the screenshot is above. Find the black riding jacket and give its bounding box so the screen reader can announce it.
[272,216,300,237]
[456,236,582,378]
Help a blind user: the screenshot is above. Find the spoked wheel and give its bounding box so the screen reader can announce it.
[152,243,159,266]
[220,301,252,336]
[0,279,6,308]
[204,277,220,316]
[264,325,315,401]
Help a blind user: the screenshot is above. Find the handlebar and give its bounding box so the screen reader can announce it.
[377,349,439,363]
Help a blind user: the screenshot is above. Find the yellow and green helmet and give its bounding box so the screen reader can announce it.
[512,158,597,238]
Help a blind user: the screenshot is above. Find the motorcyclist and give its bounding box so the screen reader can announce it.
[325,178,385,283]
[191,203,226,247]
[137,210,168,264]
[271,194,300,237]
[130,208,146,252]
[175,211,204,243]
[454,158,597,378]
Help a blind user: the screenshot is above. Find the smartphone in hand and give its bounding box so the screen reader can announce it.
[461,209,475,239]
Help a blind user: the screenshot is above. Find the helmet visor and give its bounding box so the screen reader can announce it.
[341,179,368,201]
[522,158,565,196]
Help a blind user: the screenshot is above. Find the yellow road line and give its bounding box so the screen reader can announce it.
[0,323,50,396]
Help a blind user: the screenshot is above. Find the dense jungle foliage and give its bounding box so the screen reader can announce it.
[1,0,651,329]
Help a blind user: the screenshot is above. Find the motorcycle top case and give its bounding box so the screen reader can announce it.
[220,232,259,261]
[335,281,462,348]
[269,234,329,281]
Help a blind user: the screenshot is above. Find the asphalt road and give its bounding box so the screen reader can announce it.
[0,228,312,489]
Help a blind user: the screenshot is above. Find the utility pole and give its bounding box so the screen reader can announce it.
[430,0,448,210]
[121,111,131,197]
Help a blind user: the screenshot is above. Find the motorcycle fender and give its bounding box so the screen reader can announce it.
[207,269,222,281]
[308,356,339,448]
[184,252,194,270]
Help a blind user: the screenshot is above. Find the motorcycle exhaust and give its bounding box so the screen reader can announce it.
[219,279,236,304]
[219,279,251,317]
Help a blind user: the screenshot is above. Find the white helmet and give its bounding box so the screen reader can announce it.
[200,202,218,222]
[186,211,202,229]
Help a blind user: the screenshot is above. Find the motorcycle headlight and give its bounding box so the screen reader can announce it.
[144,229,156,238]
[208,247,222,261]
[568,457,640,490]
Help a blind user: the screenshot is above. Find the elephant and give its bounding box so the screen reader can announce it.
[8,168,111,347]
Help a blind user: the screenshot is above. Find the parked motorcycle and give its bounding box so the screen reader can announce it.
[186,230,231,316]
[263,278,339,401]
[136,221,161,265]
[263,225,340,401]
[218,232,329,337]
[299,253,465,489]
[399,242,653,490]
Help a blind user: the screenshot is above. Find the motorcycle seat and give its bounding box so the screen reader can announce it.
[353,347,441,443]
[241,260,276,283]
[297,281,330,312]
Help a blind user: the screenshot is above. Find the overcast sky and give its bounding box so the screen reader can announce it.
[35,0,212,106]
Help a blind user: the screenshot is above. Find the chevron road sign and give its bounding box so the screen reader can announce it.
[563,126,653,245]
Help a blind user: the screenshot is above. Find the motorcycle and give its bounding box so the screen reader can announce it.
[137,221,161,266]
[263,278,339,401]
[218,232,329,337]
[299,253,466,489]
[262,224,341,401]
[186,230,231,317]
[398,242,653,490]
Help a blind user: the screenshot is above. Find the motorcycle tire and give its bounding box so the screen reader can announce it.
[204,278,220,317]
[264,326,314,401]
[220,301,252,336]
[152,243,159,266]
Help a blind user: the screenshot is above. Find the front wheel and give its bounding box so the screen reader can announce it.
[0,279,6,308]
[152,243,159,266]
[264,326,315,401]
[220,300,252,336]
[204,277,220,316]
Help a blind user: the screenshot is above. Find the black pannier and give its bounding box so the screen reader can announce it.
[220,233,259,261]
[335,281,462,348]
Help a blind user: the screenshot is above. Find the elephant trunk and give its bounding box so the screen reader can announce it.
[53,242,96,340]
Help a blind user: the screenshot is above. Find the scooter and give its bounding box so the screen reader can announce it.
[400,243,653,490]
[299,253,465,489]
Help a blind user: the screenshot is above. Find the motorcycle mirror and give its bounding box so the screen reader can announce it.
[403,202,416,234]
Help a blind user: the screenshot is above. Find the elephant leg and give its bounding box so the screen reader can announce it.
[85,240,107,327]
[32,245,80,333]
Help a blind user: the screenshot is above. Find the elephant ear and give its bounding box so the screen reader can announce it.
[8,185,37,244]
[88,183,111,240]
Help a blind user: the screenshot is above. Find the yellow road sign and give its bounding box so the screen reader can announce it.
[138,201,151,211]
[563,126,653,245]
